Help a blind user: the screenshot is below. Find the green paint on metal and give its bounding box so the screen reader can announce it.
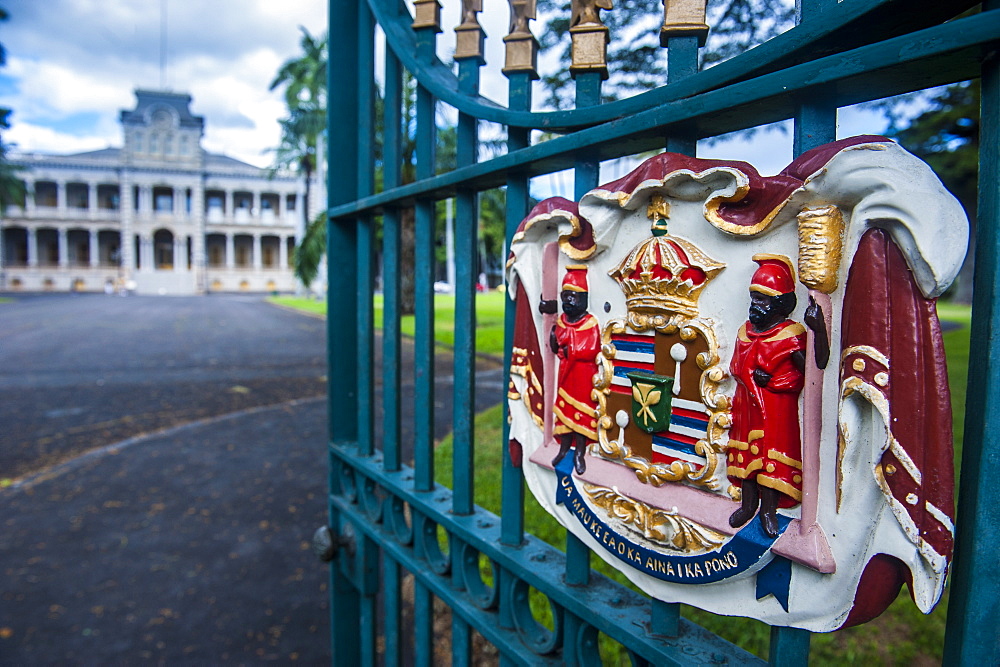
[327,0,1000,663]
[944,3,1000,663]
[769,626,810,665]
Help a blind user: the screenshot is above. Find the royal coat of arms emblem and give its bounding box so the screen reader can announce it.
[506,136,967,631]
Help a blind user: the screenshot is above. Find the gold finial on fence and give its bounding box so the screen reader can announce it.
[570,0,613,78]
[660,0,710,47]
[455,0,485,60]
[412,0,442,32]
[504,0,539,77]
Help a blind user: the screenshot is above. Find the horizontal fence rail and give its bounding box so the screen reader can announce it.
[325,0,1000,663]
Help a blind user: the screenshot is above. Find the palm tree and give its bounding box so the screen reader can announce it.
[0,7,24,213]
[269,27,328,286]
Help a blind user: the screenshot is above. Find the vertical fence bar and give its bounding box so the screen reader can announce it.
[944,1,1000,661]
[325,5,360,440]
[657,19,704,635]
[500,54,535,549]
[382,45,404,474]
[761,1,834,662]
[451,15,485,664]
[452,30,482,519]
[355,7,379,666]
[412,12,440,667]
[500,99,531,553]
[381,32,406,667]
[499,34,535,639]
[559,56,604,662]
[415,579,435,667]
[356,0,376,459]
[413,23,438,496]
[383,555,403,667]
[768,625,811,667]
[565,70,602,594]
[664,36,698,156]
[327,0,361,664]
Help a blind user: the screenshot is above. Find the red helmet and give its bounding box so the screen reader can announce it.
[750,254,795,296]
[562,265,589,293]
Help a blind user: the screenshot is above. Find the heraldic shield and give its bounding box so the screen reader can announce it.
[505,137,966,632]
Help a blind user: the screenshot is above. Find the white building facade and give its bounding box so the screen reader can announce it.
[0,90,313,295]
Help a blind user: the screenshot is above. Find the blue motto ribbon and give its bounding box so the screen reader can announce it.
[554,456,792,609]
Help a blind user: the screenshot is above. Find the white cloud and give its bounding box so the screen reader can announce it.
[1,0,327,167]
[8,123,113,155]
[3,57,136,120]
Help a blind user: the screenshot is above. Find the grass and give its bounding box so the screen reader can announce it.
[269,295,327,315]
[434,302,973,664]
[268,292,508,357]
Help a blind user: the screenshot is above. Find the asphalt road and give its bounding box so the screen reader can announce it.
[0,293,504,663]
[0,293,330,482]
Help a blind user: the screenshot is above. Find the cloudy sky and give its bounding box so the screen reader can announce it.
[0,0,333,167]
[0,0,886,182]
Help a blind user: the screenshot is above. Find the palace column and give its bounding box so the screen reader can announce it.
[193,176,206,293]
[279,234,289,270]
[120,168,135,277]
[89,229,99,267]
[225,233,235,269]
[56,181,67,216]
[174,236,185,272]
[27,228,38,267]
[253,233,262,270]
[24,177,35,216]
[88,182,98,220]
[142,235,154,271]
[57,228,68,268]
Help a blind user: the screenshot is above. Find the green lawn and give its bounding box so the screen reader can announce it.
[435,302,973,664]
[269,292,508,357]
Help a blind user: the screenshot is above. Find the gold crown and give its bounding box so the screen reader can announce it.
[609,211,724,319]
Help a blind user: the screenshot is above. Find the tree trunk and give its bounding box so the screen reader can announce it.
[399,206,416,315]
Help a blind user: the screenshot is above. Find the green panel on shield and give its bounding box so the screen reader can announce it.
[626,371,674,434]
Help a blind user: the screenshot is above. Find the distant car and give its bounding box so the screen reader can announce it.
[433,281,452,293]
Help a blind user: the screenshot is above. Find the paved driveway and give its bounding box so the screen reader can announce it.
[0,293,328,481]
[0,293,503,663]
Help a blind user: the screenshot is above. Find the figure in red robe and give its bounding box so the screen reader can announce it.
[728,255,826,537]
[546,265,601,475]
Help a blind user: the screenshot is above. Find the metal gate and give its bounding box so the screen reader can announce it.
[321,1,1000,663]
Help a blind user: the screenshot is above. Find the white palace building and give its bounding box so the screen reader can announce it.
[0,89,314,295]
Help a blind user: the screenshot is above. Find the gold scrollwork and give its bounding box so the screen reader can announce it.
[583,483,727,552]
[592,316,730,490]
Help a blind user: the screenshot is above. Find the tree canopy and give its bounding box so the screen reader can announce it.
[535,0,794,108]
[0,5,24,212]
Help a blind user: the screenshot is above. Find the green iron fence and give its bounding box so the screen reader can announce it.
[322,0,1000,663]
